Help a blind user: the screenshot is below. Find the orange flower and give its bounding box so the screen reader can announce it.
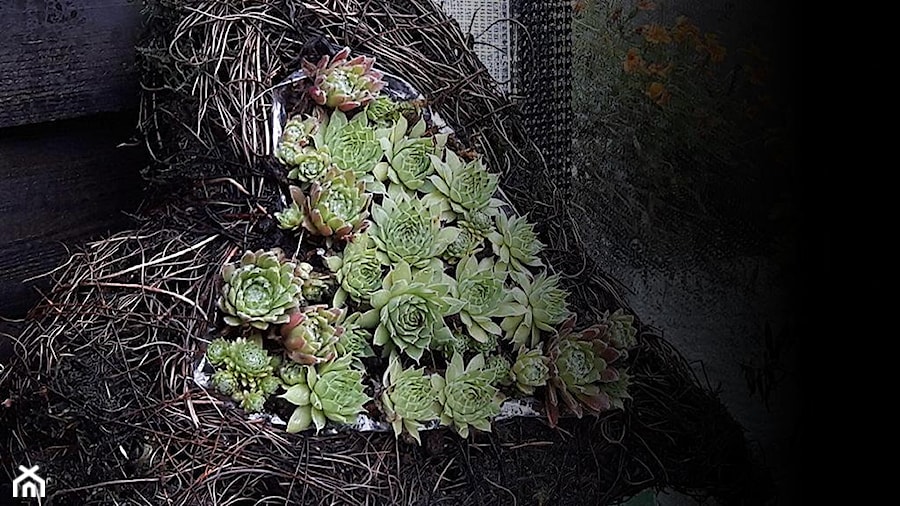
[701,33,727,63]
[647,62,673,78]
[672,16,701,45]
[623,47,646,74]
[637,0,657,10]
[646,82,671,107]
[641,24,672,44]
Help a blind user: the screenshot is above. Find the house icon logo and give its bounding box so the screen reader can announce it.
[12,465,45,498]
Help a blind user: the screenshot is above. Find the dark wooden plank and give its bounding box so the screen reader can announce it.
[0,112,145,317]
[0,0,144,128]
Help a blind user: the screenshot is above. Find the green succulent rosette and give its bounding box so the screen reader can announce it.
[205,336,282,413]
[374,115,448,192]
[434,353,503,438]
[601,371,633,411]
[325,233,386,306]
[487,213,545,272]
[366,96,416,127]
[314,109,386,180]
[303,47,386,112]
[280,355,370,434]
[274,113,330,182]
[452,256,526,344]
[285,166,372,239]
[357,260,463,362]
[545,318,626,427]
[501,270,571,349]
[286,148,332,183]
[289,261,333,303]
[218,249,303,330]
[334,311,376,361]
[428,150,503,217]
[604,308,638,349]
[279,305,343,365]
[510,347,551,395]
[369,185,459,268]
[380,355,443,444]
[483,354,512,386]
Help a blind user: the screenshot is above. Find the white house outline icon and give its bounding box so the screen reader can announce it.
[12,465,45,498]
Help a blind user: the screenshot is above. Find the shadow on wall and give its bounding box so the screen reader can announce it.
[571,0,798,503]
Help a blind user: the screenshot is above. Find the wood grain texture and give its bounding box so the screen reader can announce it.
[0,112,145,317]
[0,0,144,128]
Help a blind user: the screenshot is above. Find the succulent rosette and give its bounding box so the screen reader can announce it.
[501,270,571,349]
[380,355,443,443]
[452,256,526,344]
[285,148,333,183]
[366,96,416,127]
[545,317,627,427]
[357,261,463,362]
[296,265,333,303]
[279,305,343,365]
[429,150,503,216]
[483,354,512,386]
[374,115,448,192]
[276,115,322,172]
[334,312,376,361]
[218,249,303,330]
[603,308,639,349]
[314,109,386,179]
[369,186,459,268]
[280,355,370,434]
[287,166,372,239]
[434,353,503,438]
[205,337,282,413]
[488,212,545,272]
[510,347,551,395]
[443,210,493,263]
[325,233,386,306]
[302,47,386,112]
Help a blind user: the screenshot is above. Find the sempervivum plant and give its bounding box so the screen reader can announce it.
[380,355,443,444]
[488,213,545,272]
[279,306,343,365]
[366,96,416,128]
[369,186,459,268]
[429,151,502,216]
[218,249,303,330]
[434,353,503,438]
[443,210,494,263]
[206,337,282,413]
[374,116,448,192]
[545,317,627,427]
[502,270,572,350]
[276,115,325,179]
[293,262,333,303]
[358,261,462,362]
[510,347,551,395]
[334,312,375,361]
[603,308,639,349]
[325,233,386,306]
[452,256,526,344]
[286,166,372,240]
[280,355,370,434]
[302,47,385,112]
[483,354,512,387]
[314,109,386,179]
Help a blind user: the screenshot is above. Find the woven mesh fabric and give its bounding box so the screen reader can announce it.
[510,0,573,193]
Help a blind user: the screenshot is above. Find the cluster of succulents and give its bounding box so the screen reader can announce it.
[203,47,639,441]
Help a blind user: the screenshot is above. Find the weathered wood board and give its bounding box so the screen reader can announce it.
[0,0,144,128]
[0,113,144,317]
